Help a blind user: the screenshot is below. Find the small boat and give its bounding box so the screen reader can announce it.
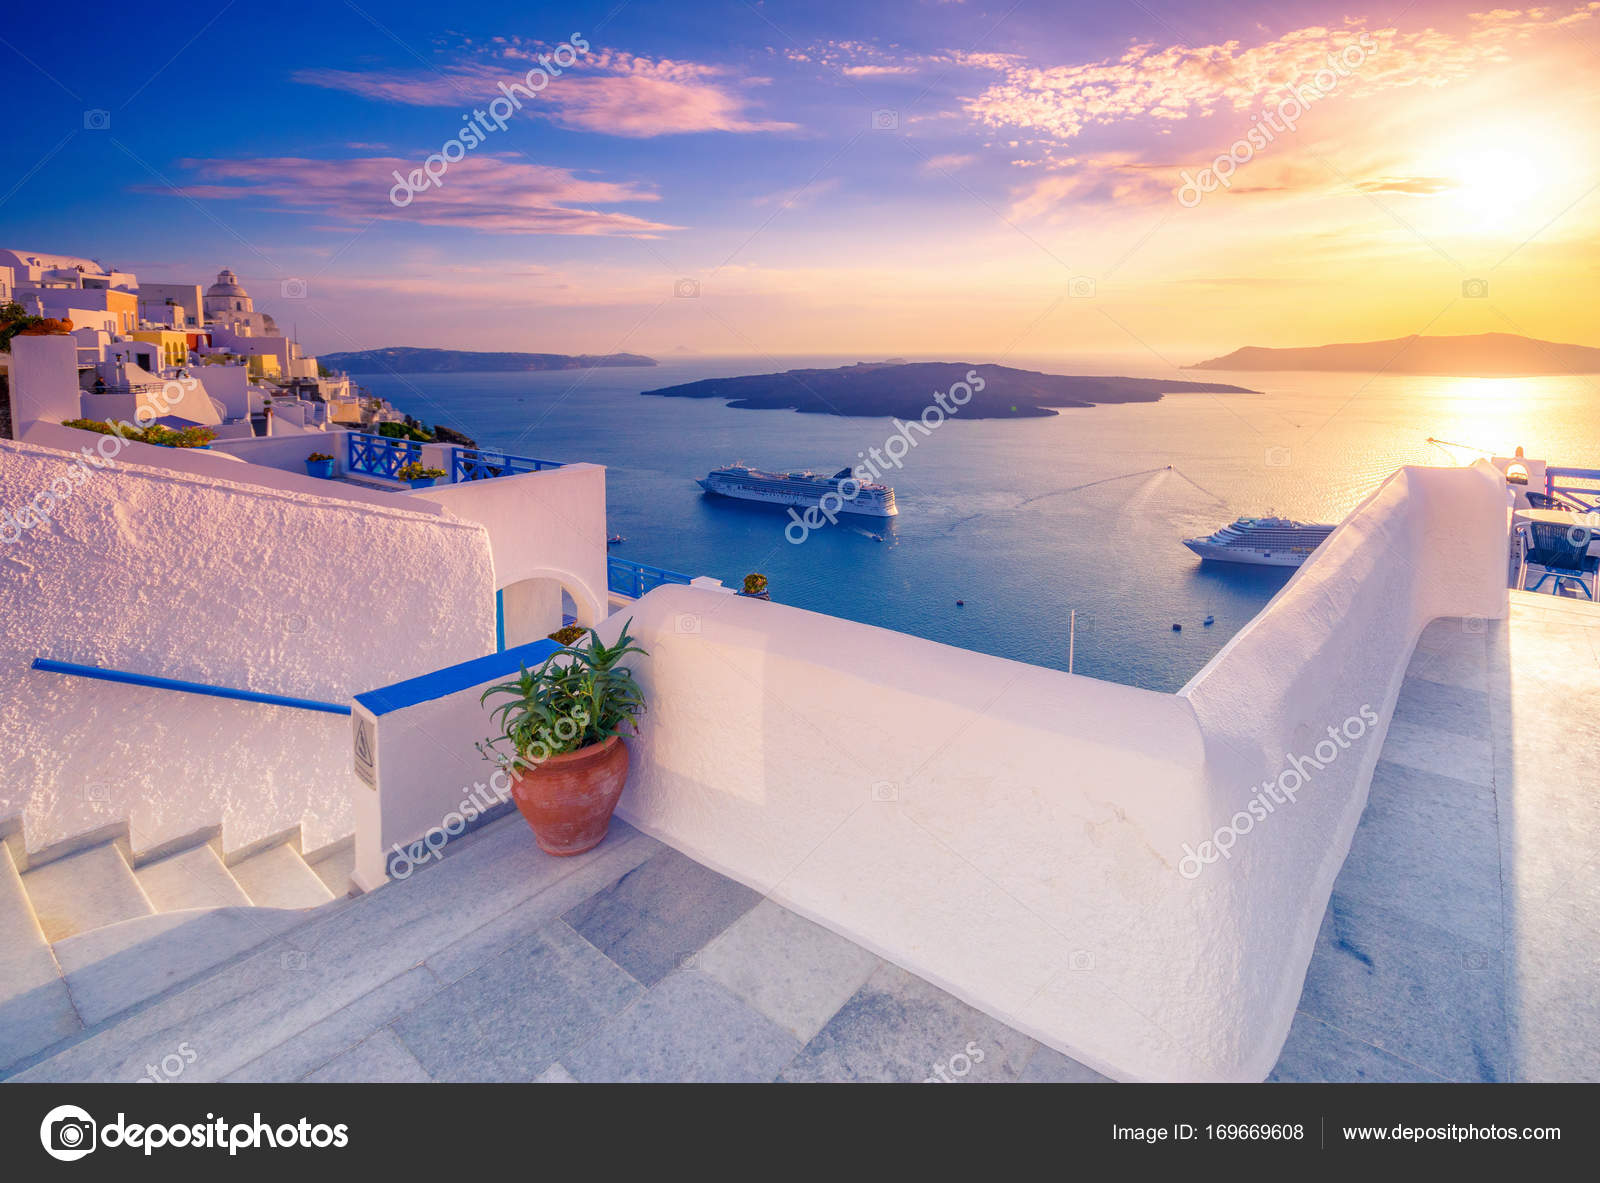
[1172,623,1182,631]
[607,534,625,544]
[1203,615,1215,626]
[956,600,965,607]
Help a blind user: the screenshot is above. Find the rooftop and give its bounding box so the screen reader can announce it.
[8,593,1596,1082]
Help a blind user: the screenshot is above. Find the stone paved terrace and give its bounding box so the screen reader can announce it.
[6,591,1598,1083]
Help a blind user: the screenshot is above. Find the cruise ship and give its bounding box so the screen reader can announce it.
[698,465,898,517]
[1183,516,1336,567]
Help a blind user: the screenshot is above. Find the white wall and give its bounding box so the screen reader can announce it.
[415,462,609,626]
[0,436,497,856]
[579,461,1509,1082]
[7,334,82,428]
[18,422,447,516]
[198,363,250,420]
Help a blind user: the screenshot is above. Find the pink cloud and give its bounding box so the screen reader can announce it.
[293,47,795,137]
[966,5,1599,142]
[159,154,680,237]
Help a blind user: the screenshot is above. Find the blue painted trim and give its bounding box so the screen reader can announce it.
[355,639,562,717]
[451,446,564,483]
[607,556,694,598]
[495,589,506,653]
[31,658,350,715]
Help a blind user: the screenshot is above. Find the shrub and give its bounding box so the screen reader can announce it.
[306,452,334,463]
[62,419,216,448]
[742,572,768,595]
[396,461,447,480]
[547,625,587,646]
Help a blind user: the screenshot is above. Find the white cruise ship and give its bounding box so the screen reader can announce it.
[698,465,898,517]
[1183,516,1336,567]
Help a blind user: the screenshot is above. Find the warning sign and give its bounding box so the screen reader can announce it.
[353,714,376,788]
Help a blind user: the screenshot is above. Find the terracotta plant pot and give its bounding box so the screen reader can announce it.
[509,735,630,856]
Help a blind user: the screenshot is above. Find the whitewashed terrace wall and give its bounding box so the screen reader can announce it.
[0,437,495,857]
[415,463,609,627]
[598,461,1510,1081]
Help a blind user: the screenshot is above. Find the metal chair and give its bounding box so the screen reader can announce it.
[1526,491,1583,512]
[1524,520,1596,598]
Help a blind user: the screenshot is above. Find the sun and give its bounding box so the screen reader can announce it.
[1448,148,1544,221]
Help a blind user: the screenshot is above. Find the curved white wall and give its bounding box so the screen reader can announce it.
[416,463,609,627]
[0,438,497,856]
[599,461,1510,1080]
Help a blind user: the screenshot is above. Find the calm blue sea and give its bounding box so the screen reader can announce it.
[358,355,1600,692]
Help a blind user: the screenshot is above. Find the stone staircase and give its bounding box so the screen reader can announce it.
[0,820,355,1076]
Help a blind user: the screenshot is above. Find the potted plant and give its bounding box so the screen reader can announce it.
[478,623,647,856]
[396,461,448,489]
[740,572,770,600]
[305,451,335,478]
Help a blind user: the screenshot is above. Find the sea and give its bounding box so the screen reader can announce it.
[356,355,1600,693]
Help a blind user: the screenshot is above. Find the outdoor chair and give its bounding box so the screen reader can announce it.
[1524,520,1597,598]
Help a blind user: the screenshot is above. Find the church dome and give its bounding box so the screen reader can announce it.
[206,268,248,300]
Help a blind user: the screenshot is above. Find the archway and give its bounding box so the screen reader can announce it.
[496,570,604,650]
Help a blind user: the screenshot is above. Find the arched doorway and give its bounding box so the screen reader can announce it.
[496,571,603,650]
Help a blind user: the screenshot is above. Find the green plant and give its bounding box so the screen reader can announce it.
[547,624,586,645]
[742,572,768,595]
[478,621,648,772]
[307,451,334,463]
[62,418,216,448]
[378,421,433,443]
[396,461,447,481]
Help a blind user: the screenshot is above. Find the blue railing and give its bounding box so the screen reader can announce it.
[451,447,564,483]
[346,431,420,480]
[1546,467,1600,513]
[608,557,694,598]
[31,658,351,715]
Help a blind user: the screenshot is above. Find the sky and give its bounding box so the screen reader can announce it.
[3,0,1598,361]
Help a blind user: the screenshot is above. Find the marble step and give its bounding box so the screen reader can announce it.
[305,842,356,899]
[135,845,252,911]
[0,846,81,1074]
[20,844,153,942]
[228,844,336,910]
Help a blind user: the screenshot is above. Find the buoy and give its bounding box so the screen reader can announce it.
[1172,623,1182,631]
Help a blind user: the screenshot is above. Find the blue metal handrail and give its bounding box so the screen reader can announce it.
[607,556,694,598]
[31,658,351,715]
[451,447,564,483]
[346,431,420,480]
[1546,466,1600,513]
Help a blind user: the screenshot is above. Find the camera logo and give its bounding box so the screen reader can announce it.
[1461,278,1489,299]
[280,278,308,299]
[1068,276,1096,299]
[84,109,111,130]
[1264,445,1292,468]
[41,1105,97,1161]
[871,109,899,130]
[673,278,699,298]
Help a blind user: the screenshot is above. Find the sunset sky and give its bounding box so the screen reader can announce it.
[5,1,1598,359]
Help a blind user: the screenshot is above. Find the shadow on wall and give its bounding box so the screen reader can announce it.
[1,375,12,440]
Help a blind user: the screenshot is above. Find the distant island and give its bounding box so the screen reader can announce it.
[321,347,657,374]
[1187,333,1600,376]
[641,362,1256,419]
